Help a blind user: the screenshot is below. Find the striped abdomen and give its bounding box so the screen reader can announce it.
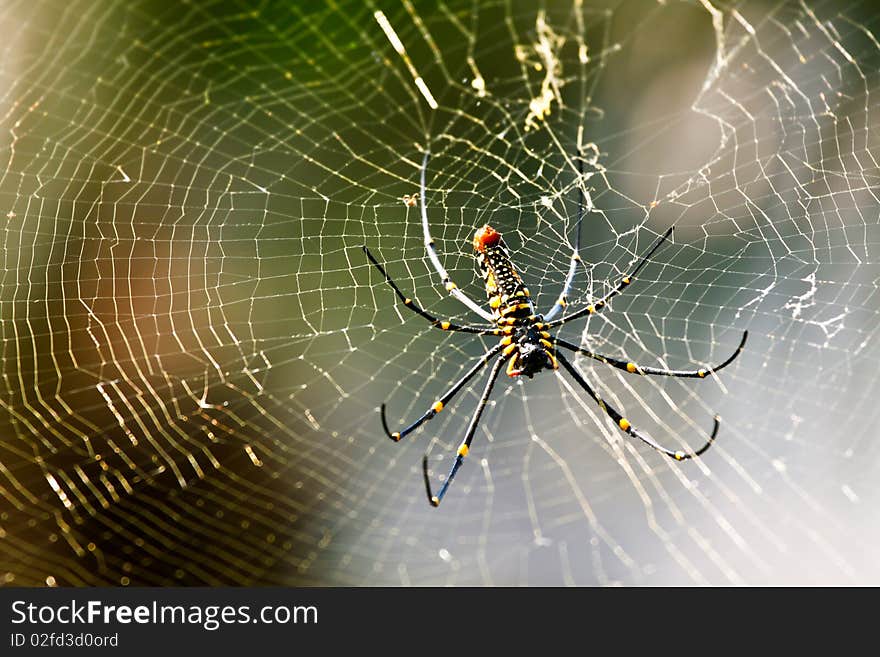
[473,225,534,322]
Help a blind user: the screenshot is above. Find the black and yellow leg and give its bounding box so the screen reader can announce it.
[501,341,519,376]
[554,331,748,379]
[381,343,505,442]
[363,246,494,335]
[423,355,507,506]
[546,226,674,329]
[556,352,718,460]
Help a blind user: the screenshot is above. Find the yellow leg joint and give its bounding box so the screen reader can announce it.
[489,295,501,309]
[457,444,469,457]
[440,321,451,330]
[500,336,513,346]
[540,339,554,349]
[430,496,440,507]
[445,281,457,291]
[586,305,595,314]
[674,451,686,461]
[698,369,707,378]
[404,298,412,306]
[502,343,518,357]
[432,401,444,413]
[391,432,401,442]
[619,418,631,431]
[622,276,631,285]
[626,362,638,373]
[540,331,551,339]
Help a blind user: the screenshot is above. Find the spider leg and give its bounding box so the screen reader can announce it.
[542,150,587,322]
[382,342,505,442]
[363,246,496,335]
[556,351,718,460]
[419,150,495,322]
[546,226,674,329]
[423,354,507,507]
[554,330,748,379]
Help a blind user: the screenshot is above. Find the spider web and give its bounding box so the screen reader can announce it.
[2,0,879,586]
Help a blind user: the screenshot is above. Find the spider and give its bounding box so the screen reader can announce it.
[363,149,748,507]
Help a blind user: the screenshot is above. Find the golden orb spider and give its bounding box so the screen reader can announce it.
[363,150,747,507]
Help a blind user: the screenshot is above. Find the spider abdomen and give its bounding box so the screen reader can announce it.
[473,225,535,321]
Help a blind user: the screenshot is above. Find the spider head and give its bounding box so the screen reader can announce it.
[473,224,502,252]
[509,329,555,378]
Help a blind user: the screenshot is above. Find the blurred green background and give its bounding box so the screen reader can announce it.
[1,0,879,585]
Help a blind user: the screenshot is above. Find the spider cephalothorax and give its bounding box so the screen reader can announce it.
[363,149,748,507]
[506,325,557,378]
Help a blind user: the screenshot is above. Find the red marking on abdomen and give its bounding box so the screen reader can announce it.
[473,224,501,252]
